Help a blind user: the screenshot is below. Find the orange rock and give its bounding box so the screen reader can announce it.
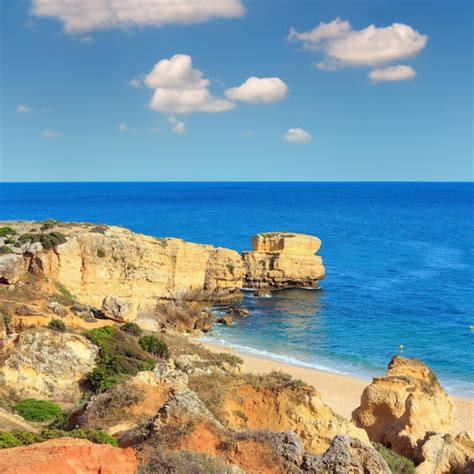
[0,438,137,474]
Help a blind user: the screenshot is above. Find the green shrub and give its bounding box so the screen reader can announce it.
[90,225,108,234]
[48,319,66,332]
[14,399,63,423]
[138,335,169,358]
[96,248,106,258]
[0,245,13,255]
[4,238,16,245]
[120,322,142,336]
[374,443,415,473]
[54,283,76,305]
[18,232,67,250]
[0,227,16,237]
[0,428,117,449]
[84,327,156,393]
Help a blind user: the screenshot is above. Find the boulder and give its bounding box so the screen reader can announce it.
[415,431,474,473]
[0,328,98,404]
[0,438,137,474]
[227,307,250,317]
[308,435,391,474]
[243,232,325,290]
[352,356,455,459]
[0,254,26,284]
[101,294,133,322]
[217,314,233,325]
[47,301,67,317]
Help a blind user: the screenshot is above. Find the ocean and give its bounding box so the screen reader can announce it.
[1,182,473,397]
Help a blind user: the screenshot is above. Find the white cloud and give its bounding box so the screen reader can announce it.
[118,122,135,133]
[17,104,32,113]
[128,77,142,88]
[289,18,427,76]
[141,54,234,114]
[283,128,312,144]
[167,116,187,134]
[150,127,161,134]
[243,130,255,136]
[225,77,288,104]
[369,65,416,83]
[31,0,245,34]
[79,35,94,44]
[42,129,61,138]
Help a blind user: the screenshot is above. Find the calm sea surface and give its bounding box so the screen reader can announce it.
[1,182,473,397]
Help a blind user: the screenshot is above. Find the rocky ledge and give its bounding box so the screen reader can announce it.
[0,221,325,322]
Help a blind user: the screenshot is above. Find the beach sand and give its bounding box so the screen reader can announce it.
[198,341,474,434]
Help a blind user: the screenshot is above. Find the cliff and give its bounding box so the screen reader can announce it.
[243,232,325,289]
[0,222,325,324]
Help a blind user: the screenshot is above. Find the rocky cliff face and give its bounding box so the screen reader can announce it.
[0,222,325,322]
[0,328,98,404]
[352,356,455,459]
[0,438,137,474]
[243,232,325,289]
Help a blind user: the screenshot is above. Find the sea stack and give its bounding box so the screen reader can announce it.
[242,232,325,290]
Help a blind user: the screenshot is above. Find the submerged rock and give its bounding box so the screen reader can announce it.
[352,356,455,459]
[217,314,233,325]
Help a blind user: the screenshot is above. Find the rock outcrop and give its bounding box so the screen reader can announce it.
[415,431,474,474]
[308,435,391,473]
[352,356,455,458]
[190,371,369,455]
[0,438,137,474]
[243,232,325,290]
[0,328,98,404]
[0,254,26,284]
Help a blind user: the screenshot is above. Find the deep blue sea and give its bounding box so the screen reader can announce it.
[1,182,473,397]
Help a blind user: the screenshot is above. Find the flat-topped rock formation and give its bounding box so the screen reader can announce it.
[0,222,325,322]
[243,232,325,289]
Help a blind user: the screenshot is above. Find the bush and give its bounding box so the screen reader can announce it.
[48,319,66,332]
[0,245,13,255]
[0,227,16,237]
[138,335,169,358]
[18,232,67,250]
[0,428,117,449]
[84,327,156,393]
[14,399,63,423]
[40,219,58,231]
[54,283,76,305]
[374,443,415,473]
[120,322,142,336]
[96,248,106,258]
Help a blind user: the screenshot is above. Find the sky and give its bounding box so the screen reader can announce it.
[0,0,472,182]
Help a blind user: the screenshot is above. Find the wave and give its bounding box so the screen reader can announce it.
[198,336,351,376]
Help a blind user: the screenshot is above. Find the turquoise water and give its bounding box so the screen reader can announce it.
[1,182,473,397]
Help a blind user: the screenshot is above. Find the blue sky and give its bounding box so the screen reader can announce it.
[1,0,472,181]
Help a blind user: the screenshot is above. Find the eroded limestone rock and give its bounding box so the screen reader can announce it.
[0,254,26,284]
[243,232,325,290]
[352,356,455,459]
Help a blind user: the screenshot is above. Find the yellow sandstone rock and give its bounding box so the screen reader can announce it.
[243,232,325,289]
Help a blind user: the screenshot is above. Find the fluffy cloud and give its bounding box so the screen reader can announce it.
[17,104,32,113]
[289,18,427,79]
[225,77,288,103]
[79,35,94,45]
[139,54,234,114]
[118,122,135,133]
[42,129,61,138]
[31,0,245,33]
[369,65,416,83]
[167,116,187,134]
[283,128,311,144]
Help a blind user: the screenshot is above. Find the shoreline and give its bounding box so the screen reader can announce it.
[196,339,474,434]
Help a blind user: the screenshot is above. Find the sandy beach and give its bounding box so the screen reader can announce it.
[198,340,474,435]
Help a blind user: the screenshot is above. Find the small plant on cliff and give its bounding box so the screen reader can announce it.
[40,219,59,231]
[14,399,63,423]
[138,335,169,358]
[84,327,156,393]
[0,227,16,237]
[48,319,66,332]
[18,231,67,250]
[96,248,106,258]
[0,428,117,449]
[373,443,415,473]
[2,315,12,335]
[226,263,235,274]
[0,245,13,255]
[120,322,142,336]
[54,282,76,305]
